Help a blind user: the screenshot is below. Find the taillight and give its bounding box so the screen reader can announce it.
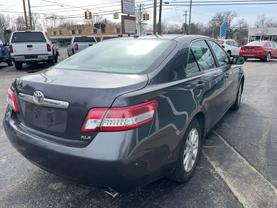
[81,101,158,132]
[7,88,19,114]
[8,45,13,53]
[46,43,51,52]
[74,43,79,51]
[221,45,225,48]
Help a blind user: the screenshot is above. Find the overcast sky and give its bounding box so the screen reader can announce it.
[0,0,277,27]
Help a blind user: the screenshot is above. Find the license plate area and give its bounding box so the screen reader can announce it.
[25,55,38,59]
[24,102,67,133]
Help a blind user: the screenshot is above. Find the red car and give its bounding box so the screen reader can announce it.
[240,41,277,62]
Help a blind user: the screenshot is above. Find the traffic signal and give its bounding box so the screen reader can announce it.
[84,10,92,20]
[143,12,149,21]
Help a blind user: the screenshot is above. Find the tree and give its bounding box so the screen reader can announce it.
[208,11,237,38]
[232,18,249,39]
[14,16,26,31]
[255,14,277,28]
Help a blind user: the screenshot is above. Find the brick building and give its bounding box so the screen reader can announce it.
[47,24,121,46]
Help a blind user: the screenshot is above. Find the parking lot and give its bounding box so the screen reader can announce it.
[0,59,277,208]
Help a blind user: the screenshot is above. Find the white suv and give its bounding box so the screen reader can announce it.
[217,39,240,57]
[9,31,59,70]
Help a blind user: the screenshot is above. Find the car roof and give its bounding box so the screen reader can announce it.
[113,34,211,43]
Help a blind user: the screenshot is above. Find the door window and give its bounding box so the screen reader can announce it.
[186,49,200,76]
[190,40,216,71]
[208,40,230,67]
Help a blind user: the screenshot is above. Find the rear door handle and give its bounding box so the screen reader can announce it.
[196,80,205,87]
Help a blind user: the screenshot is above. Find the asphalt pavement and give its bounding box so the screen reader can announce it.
[0,58,276,208]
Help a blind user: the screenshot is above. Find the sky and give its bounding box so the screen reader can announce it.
[0,0,277,28]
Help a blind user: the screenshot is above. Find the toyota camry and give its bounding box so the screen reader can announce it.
[3,35,245,193]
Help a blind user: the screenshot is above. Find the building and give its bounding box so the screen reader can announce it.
[47,24,121,46]
[248,27,277,42]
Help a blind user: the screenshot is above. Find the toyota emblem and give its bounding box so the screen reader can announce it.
[33,90,44,104]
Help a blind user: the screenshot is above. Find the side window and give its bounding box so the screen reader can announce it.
[191,40,216,71]
[186,49,200,76]
[208,40,229,67]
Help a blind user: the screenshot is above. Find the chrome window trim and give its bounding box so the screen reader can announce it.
[18,93,69,109]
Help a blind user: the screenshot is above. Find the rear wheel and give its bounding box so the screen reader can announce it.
[168,119,202,183]
[7,60,13,66]
[263,53,271,62]
[48,59,55,66]
[231,82,243,110]
[244,57,247,61]
[14,61,22,70]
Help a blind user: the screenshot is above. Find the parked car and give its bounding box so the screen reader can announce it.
[67,36,97,56]
[0,40,12,66]
[218,39,241,57]
[240,40,277,62]
[9,31,59,70]
[3,35,245,193]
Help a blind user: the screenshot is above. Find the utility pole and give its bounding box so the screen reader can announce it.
[188,0,192,34]
[157,0,163,35]
[22,0,28,29]
[138,4,142,36]
[153,0,157,34]
[184,10,188,34]
[27,0,32,29]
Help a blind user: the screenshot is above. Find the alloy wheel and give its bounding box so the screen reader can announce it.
[183,128,199,172]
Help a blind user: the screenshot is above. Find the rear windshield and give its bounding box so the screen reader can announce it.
[55,39,174,74]
[74,37,96,42]
[11,32,46,43]
[246,41,266,46]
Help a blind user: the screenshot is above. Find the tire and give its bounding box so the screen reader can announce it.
[231,82,243,110]
[227,51,232,57]
[262,53,271,62]
[54,55,58,63]
[168,119,202,183]
[7,60,13,66]
[14,61,22,70]
[48,59,54,66]
[244,57,247,61]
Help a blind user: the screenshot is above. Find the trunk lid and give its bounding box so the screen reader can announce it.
[15,69,148,142]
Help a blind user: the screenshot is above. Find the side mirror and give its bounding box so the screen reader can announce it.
[231,56,245,65]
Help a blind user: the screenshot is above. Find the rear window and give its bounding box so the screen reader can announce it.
[55,39,174,74]
[74,37,96,43]
[246,41,266,46]
[11,32,46,43]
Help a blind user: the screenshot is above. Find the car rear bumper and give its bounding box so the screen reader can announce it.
[3,110,173,192]
[12,54,53,63]
[239,52,267,59]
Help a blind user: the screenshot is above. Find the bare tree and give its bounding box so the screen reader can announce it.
[208,11,237,38]
[255,14,277,28]
[14,16,26,31]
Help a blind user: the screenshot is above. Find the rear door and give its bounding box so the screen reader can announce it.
[11,32,48,55]
[190,40,227,129]
[208,40,239,108]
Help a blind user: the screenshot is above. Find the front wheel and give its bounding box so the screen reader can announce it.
[168,119,202,183]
